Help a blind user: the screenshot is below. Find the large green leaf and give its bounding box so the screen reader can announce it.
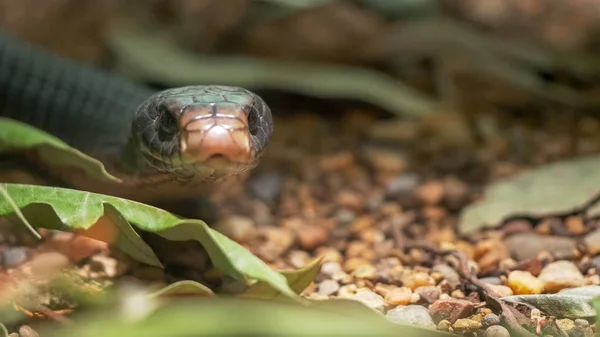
[0,183,304,302]
[39,297,452,337]
[0,117,120,183]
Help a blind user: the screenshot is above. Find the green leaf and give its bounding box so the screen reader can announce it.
[0,184,40,239]
[593,296,600,328]
[147,280,215,298]
[0,322,7,337]
[0,183,302,302]
[242,257,323,300]
[0,117,120,183]
[39,297,453,337]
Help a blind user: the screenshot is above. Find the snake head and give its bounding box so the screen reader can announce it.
[132,85,273,182]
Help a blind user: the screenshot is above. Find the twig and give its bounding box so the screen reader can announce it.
[391,211,416,252]
[36,305,71,324]
[400,243,537,337]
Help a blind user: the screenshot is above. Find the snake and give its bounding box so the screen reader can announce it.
[0,31,274,202]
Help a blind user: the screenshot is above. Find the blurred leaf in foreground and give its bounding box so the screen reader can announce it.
[594,295,600,330]
[459,154,600,235]
[39,297,452,337]
[0,183,309,302]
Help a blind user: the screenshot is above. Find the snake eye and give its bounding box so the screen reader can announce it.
[248,107,259,136]
[157,104,178,141]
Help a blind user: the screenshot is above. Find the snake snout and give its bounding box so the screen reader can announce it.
[180,117,253,164]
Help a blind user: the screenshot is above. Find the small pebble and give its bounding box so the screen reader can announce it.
[314,247,343,263]
[386,305,435,328]
[487,284,513,297]
[429,298,475,323]
[415,180,444,205]
[432,264,460,288]
[345,241,372,259]
[343,258,371,273]
[583,229,600,255]
[346,288,385,311]
[19,325,39,337]
[574,319,590,329]
[336,190,364,211]
[384,286,413,306]
[338,284,357,297]
[415,286,441,303]
[556,318,575,332]
[402,271,435,290]
[470,313,483,323]
[214,216,256,243]
[565,216,586,235]
[247,171,285,203]
[320,262,343,276]
[352,264,377,279]
[321,262,353,283]
[48,232,109,263]
[507,270,544,294]
[505,233,577,261]
[450,289,465,299]
[443,176,469,209]
[409,292,420,303]
[538,261,584,293]
[29,252,70,278]
[452,318,481,333]
[481,313,501,328]
[257,227,295,261]
[1,247,29,268]
[287,250,311,268]
[484,325,510,337]
[317,280,340,296]
[335,209,357,225]
[363,147,408,174]
[385,173,420,197]
[437,319,452,331]
[296,225,328,250]
[478,277,502,286]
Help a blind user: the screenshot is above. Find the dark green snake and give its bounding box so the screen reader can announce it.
[0,31,274,200]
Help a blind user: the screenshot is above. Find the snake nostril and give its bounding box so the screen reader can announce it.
[248,108,259,136]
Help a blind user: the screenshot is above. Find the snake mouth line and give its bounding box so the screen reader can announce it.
[136,133,261,183]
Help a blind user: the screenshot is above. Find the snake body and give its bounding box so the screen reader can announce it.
[0,31,273,200]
